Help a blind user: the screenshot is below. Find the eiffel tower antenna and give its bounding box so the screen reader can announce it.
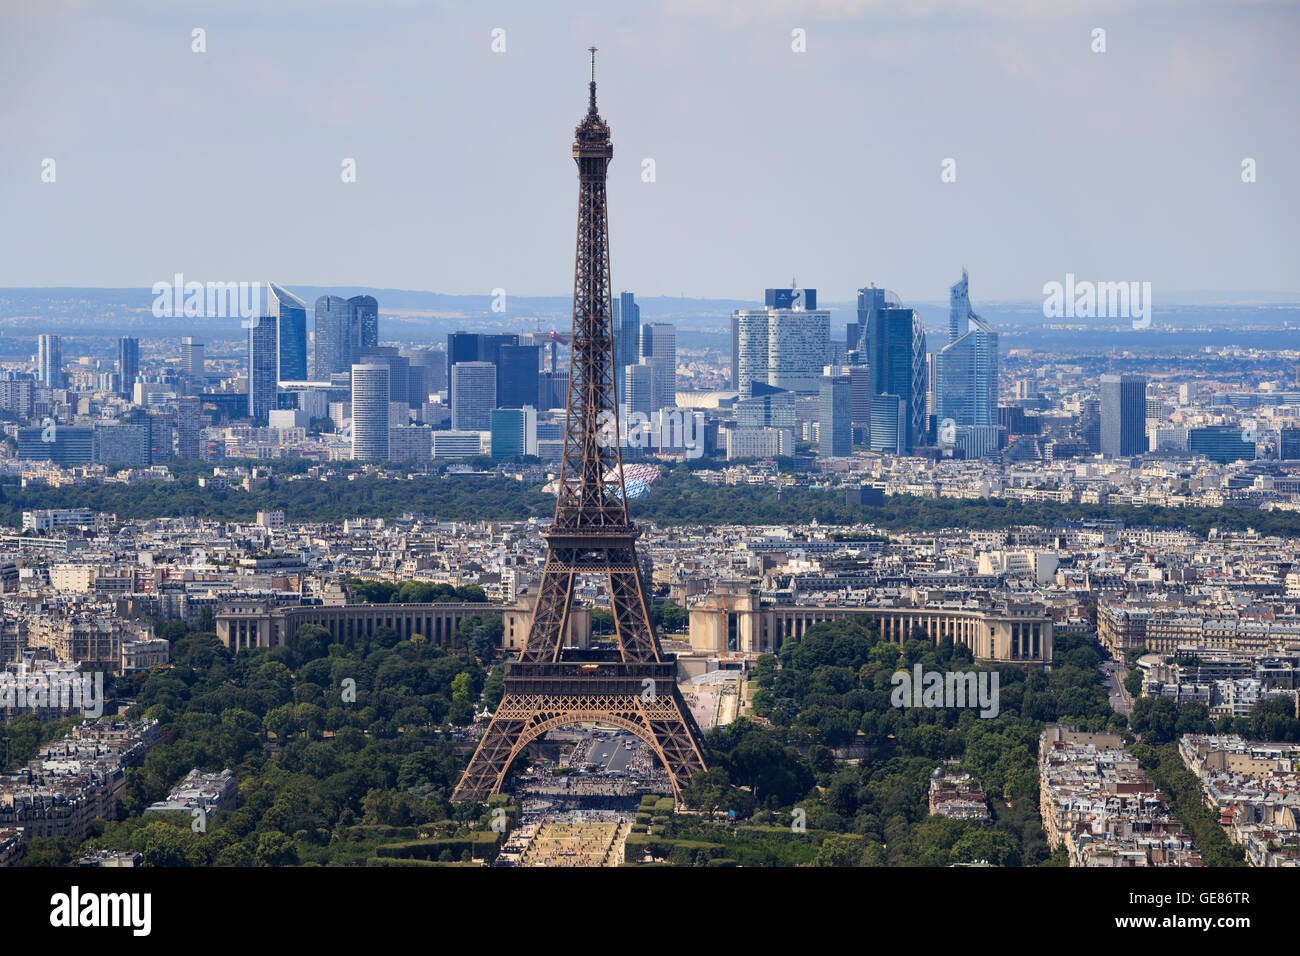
[453,59,706,806]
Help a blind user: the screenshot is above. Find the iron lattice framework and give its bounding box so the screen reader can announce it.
[452,52,706,805]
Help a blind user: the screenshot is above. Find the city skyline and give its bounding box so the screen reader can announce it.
[3,0,1299,891]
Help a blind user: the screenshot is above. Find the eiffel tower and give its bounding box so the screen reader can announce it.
[452,51,707,805]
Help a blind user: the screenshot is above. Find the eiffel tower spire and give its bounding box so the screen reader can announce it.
[452,60,706,807]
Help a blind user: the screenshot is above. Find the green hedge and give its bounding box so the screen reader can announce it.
[375,831,504,863]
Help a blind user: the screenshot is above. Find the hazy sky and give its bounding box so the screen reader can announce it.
[1,0,1297,303]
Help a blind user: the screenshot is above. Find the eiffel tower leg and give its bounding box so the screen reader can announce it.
[638,689,708,806]
[451,695,531,802]
[519,556,575,663]
[606,546,659,663]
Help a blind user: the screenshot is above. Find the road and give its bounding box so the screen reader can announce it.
[585,734,636,773]
[1100,659,1133,715]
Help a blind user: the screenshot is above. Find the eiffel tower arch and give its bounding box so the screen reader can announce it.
[453,52,706,805]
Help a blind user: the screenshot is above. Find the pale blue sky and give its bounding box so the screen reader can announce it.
[1,0,1297,303]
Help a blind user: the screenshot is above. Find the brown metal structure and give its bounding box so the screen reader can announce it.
[452,52,707,804]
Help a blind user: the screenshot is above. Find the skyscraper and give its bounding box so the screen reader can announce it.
[497,344,541,410]
[1280,426,1300,461]
[268,283,308,382]
[350,363,390,460]
[819,374,852,457]
[866,307,927,453]
[613,292,640,401]
[729,312,740,390]
[445,332,518,409]
[450,361,497,431]
[847,286,900,357]
[623,362,654,419]
[314,295,351,379]
[37,334,62,388]
[639,322,676,410]
[313,295,380,380]
[116,337,139,397]
[350,295,379,354]
[181,337,205,381]
[936,270,999,438]
[849,365,872,433]
[1100,373,1147,458]
[176,395,202,459]
[247,316,278,422]
[734,310,771,398]
[732,286,830,397]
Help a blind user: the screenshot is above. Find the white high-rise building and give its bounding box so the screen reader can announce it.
[624,363,654,419]
[37,334,63,388]
[350,363,390,460]
[732,288,830,397]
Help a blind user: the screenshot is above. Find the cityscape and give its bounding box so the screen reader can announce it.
[0,0,1296,934]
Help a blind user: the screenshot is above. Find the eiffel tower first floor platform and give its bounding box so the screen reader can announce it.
[450,660,707,805]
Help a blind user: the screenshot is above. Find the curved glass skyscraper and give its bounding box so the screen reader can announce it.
[937,269,999,431]
[268,282,308,383]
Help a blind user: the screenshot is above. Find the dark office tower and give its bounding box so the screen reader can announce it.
[937,269,999,431]
[613,291,640,400]
[849,365,872,431]
[268,283,308,382]
[176,395,202,459]
[37,334,63,388]
[1188,426,1255,464]
[867,307,927,453]
[348,295,379,352]
[1280,426,1300,461]
[497,344,541,410]
[1080,397,1101,453]
[116,337,139,397]
[19,424,93,463]
[405,364,429,408]
[848,286,899,358]
[1100,373,1147,458]
[313,295,351,379]
[819,375,852,457]
[181,337,205,380]
[538,370,568,410]
[247,316,278,422]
